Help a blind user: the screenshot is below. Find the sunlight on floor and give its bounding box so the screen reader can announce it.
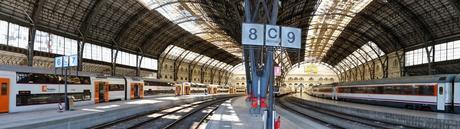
[95,105,120,109]
[126,100,163,104]
[81,108,105,112]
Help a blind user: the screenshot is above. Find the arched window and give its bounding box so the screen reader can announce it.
[288,77,293,80]
[294,83,298,85]
[300,77,304,80]
[319,78,323,81]
[242,77,246,80]
[242,83,245,85]
[330,78,334,81]
[294,77,298,80]
[289,83,292,85]
[309,84,313,86]
[236,83,239,85]
[309,77,314,80]
[164,65,168,70]
[236,77,240,80]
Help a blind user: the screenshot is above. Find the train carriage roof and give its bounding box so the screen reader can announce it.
[0,64,95,77]
[340,74,458,86]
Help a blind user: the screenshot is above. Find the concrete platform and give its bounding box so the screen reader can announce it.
[204,96,311,129]
[293,93,460,129]
[0,94,237,129]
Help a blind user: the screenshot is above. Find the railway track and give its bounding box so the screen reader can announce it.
[278,96,417,129]
[91,97,231,129]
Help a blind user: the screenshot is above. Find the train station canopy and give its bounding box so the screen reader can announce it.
[2,0,460,72]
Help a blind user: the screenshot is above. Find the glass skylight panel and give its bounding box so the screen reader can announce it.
[335,41,384,72]
[306,0,372,60]
[138,0,242,58]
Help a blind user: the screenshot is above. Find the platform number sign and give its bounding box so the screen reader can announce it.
[242,23,264,45]
[55,55,78,68]
[265,25,280,46]
[281,26,301,49]
[242,23,301,49]
[55,56,63,68]
[69,55,78,67]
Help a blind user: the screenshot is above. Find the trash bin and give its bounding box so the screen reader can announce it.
[68,96,75,110]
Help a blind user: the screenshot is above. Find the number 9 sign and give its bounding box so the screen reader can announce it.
[281,26,301,49]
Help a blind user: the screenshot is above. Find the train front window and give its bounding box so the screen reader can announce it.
[1,83,7,95]
[439,87,443,95]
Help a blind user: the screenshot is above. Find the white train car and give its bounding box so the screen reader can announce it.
[143,78,175,96]
[310,74,460,113]
[191,83,207,94]
[0,65,94,113]
[217,86,229,94]
[93,76,144,103]
[207,84,219,94]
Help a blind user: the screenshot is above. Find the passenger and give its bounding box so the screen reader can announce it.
[204,88,208,95]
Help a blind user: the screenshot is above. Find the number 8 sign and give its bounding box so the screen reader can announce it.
[242,23,264,46]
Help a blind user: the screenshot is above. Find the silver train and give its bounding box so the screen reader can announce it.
[308,74,460,113]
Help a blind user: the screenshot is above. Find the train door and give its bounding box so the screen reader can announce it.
[95,82,108,103]
[130,83,140,99]
[139,83,144,99]
[437,83,446,111]
[0,78,9,113]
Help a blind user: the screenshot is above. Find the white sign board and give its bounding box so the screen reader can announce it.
[242,23,264,45]
[69,55,78,67]
[55,55,78,68]
[274,66,281,76]
[281,26,301,49]
[265,25,280,46]
[55,56,63,68]
[62,56,69,67]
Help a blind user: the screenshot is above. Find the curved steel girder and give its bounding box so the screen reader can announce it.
[30,0,45,24]
[307,27,390,63]
[278,0,317,24]
[356,12,405,49]
[195,51,227,81]
[329,46,364,76]
[175,39,229,65]
[148,30,234,61]
[210,62,226,83]
[335,63,348,80]
[173,39,225,73]
[189,47,218,80]
[309,36,374,65]
[388,0,432,40]
[200,58,217,82]
[140,18,201,49]
[449,0,460,12]
[114,9,149,42]
[173,47,195,81]
[139,12,236,50]
[325,27,387,66]
[155,31,235,64]
[79,0,109,35]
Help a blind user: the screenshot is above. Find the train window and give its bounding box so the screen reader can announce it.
[16,92,91,106]
[416,85,435,96]
[16,73,91,84]
[400,86,414,95]
[1,83,7,95]
[439,87,443,95]
[109,84,125,91]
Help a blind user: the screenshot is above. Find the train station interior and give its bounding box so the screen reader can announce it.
[0,0,460,129]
